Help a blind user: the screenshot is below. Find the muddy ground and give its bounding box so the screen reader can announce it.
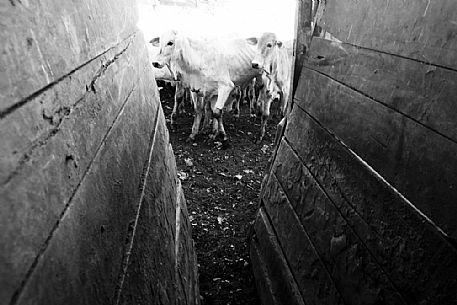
[159,83,281,305]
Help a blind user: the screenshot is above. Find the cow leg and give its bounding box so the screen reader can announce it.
[178,99,185,114]
[248,85,256,118]
[255,85,266,119]
[170,88,180,128]
[201,97,212,134]
[232,93,240,119]
[241,87,248,105]
[208,96,220,140]
[213,84,234,119]
[209,111,228,143]
[217,113,228,142]
[280,88,289,117]
[277,97,283,118]
[181,88,190,114]
[272,96,280,119]
[187,92,204,142]
[258,97,274,144]
[235,86,242,118]
[171,99,178,125]
[210,117,219,140]
[172,83,187,126]
[245,86,252,106]
[208,95,227,142]
[252,77,265,119]
[224,87,240,119]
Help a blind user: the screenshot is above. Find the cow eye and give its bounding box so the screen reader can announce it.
[266,43,273,48]
[167,41,174,46]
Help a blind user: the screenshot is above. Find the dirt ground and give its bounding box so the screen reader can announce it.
[159,83,280,305]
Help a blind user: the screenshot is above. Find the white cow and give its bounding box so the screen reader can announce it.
[247,32,292,142]
[150,30,261,143]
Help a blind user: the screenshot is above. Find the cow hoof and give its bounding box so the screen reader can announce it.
[200,127,210,135]
[221,140,230,150]
[186,136,195,143]
[215,132,227,142]
[212,108,222,119]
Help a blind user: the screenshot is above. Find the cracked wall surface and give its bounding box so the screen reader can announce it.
[0,1,199,304]
[251,0,457,304]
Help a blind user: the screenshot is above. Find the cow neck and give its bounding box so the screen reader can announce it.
[222,39,258,85]
[173,36,209,76]
[270,46,290,87]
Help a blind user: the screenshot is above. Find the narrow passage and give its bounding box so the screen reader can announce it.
[160,85,280,305]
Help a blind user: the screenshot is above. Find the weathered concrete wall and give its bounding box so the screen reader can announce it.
[0,1,199,304]
[251,0,457,304]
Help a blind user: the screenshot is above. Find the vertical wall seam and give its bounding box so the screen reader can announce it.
[114,104,161,305]
[175,179,182,265]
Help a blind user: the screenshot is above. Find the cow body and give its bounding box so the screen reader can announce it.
[248,32,292,142]
[151,31,261,142]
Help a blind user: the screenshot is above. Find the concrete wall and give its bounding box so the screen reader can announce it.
[250,0,457,304]
[0,1,199,304]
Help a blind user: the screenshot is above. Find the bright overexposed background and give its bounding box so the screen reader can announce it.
[137,0,296,42]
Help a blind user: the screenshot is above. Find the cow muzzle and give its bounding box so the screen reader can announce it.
[267,90,281,101]
[251,62,260,69]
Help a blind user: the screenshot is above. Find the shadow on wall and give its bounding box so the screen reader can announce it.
[0,0,199,304]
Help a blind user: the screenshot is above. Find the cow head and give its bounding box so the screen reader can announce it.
[149,30,178,69]
[246,32,282,74]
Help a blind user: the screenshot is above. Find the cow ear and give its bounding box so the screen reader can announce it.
[276,41,283,48]
[246,37,258,45]
[149,37,160,46]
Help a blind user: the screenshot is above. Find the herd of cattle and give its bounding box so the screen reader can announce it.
[149,30,293,144]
